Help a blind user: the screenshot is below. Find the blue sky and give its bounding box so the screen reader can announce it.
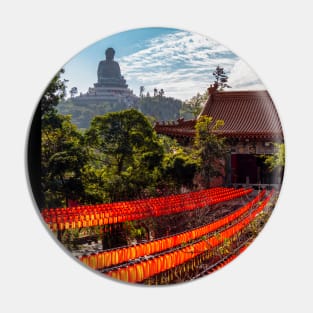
[63,27,264,101]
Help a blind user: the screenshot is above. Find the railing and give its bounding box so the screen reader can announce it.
[232,183,281,190]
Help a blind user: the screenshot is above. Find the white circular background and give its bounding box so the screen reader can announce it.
[1,1,312,312]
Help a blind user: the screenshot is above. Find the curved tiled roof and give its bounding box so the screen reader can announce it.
[155,90,283,140]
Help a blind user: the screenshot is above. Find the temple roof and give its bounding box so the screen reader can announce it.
[155,90,283,140]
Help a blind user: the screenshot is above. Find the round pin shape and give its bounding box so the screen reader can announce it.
[27,27,284,285]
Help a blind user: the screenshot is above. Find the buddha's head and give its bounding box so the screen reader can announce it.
[105,48,115,61]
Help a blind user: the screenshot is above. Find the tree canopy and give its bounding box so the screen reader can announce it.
[181,91,208,119]
[213,65,231,91]
[263,143,285,171]
[138,93,182,122]
[41,115,87,207]
[40,69,66,113]
[194,116,227,188]
[85,109,164,201]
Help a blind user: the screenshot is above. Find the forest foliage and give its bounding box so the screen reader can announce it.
[57,92,183,129]
[57,87,208,129]
[40,69,229,209]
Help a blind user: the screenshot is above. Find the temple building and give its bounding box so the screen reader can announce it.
[155,85,284,188]
[72,48,138,106]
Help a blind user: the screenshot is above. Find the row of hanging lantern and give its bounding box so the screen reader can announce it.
[42,187,253,231]
[79,189,267,270]
[105,191,274,283]
[43,187,246,220]
[145,243,249,285]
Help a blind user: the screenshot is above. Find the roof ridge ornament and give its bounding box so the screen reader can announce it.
[208,82,219,95]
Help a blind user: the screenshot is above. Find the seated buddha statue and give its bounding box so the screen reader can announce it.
[95,48,127,88]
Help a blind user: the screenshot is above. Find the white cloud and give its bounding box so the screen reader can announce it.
[226,59,265,90]
[66,30,266,100]
[119,31,241,100]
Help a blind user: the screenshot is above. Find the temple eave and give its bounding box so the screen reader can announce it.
[154,90,283,142]
[155,126,283,141]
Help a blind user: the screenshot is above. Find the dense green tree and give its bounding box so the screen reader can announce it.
[41,114,87,208]
[85,109,164,201]
[28,69,68,208]
[58,87,182,129]
[36,68,88,208]
[138,95,182,121]
[194,116,227,188]
[159,135,199,192]
[163,153,199,191]
[70,87,78,98]
[181,91,208,119]
[79,164,108,204]
[262,143,285,171]
[139,86,145,97]
[261,143,285,184]
[40,69,67,116]
[213,65,231,91]
[159,88,165,97]
[57,99,128,129]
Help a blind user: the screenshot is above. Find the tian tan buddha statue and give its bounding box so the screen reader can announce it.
[95,48,128,88]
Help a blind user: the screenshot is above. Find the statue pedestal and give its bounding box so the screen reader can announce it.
[73,85,138,107]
